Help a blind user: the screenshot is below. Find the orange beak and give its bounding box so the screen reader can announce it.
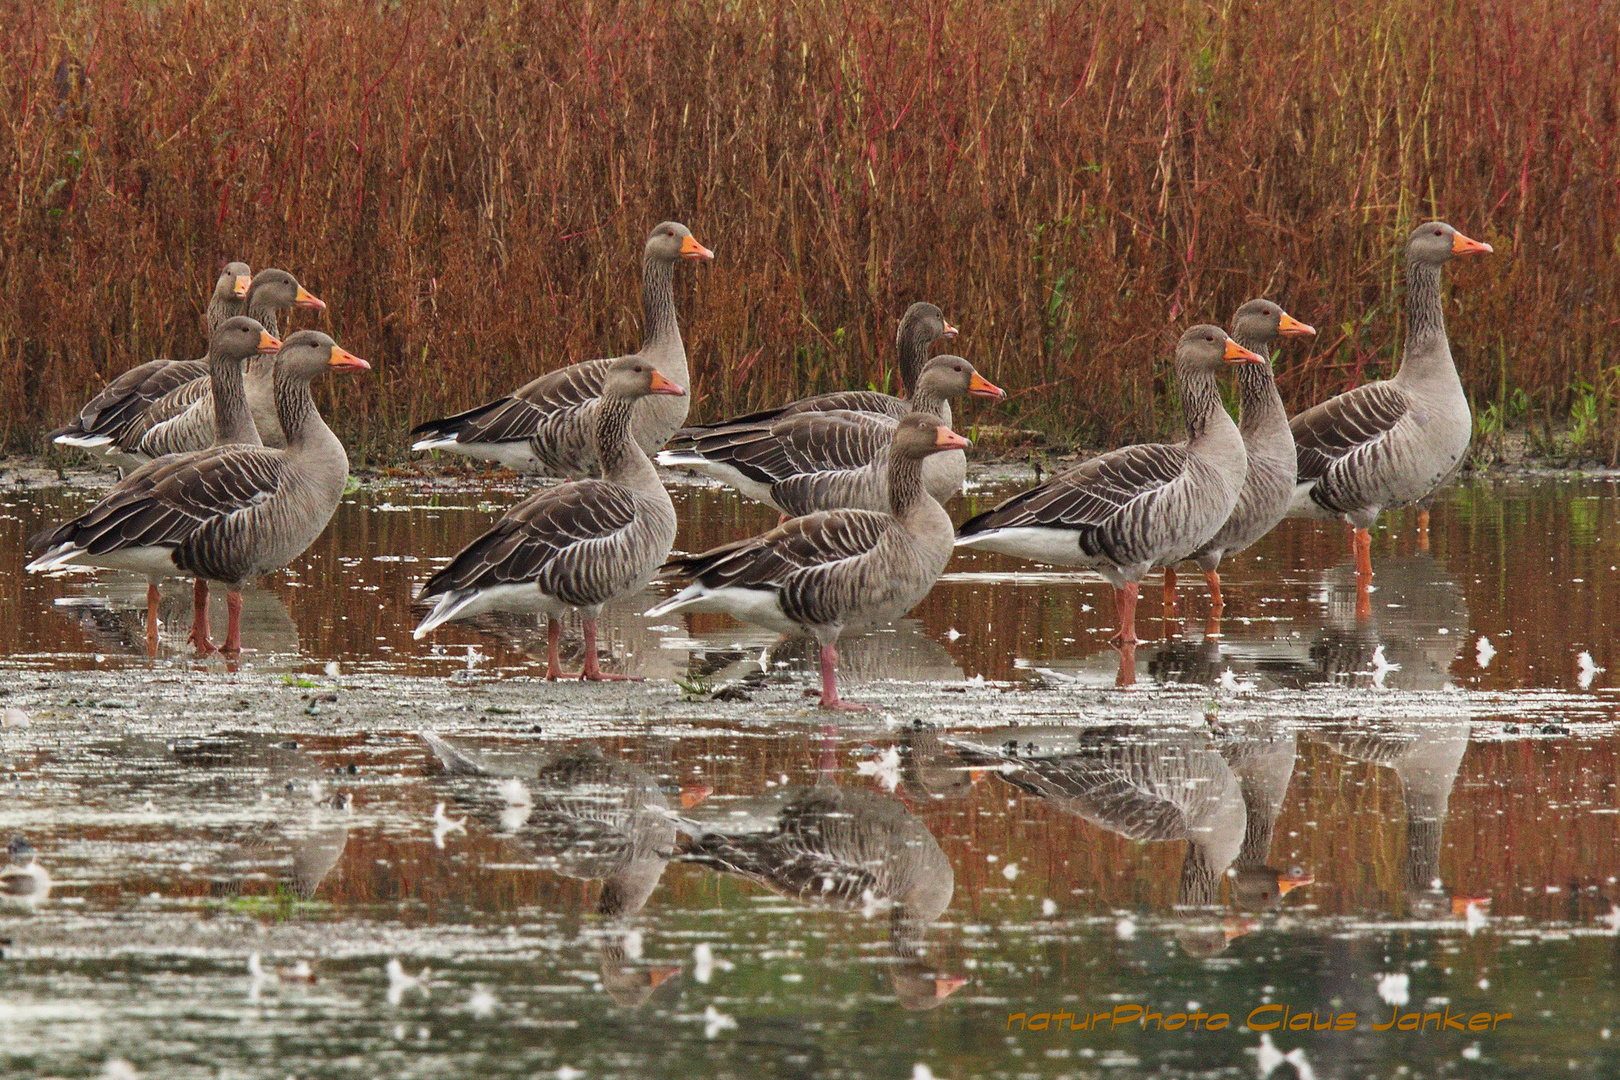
[233,275,252,299]
[326,345,371,371]
[1223,916,1258,942]
[941,320,960,339]
[1452,895,1492,916]
[1277,312,1317,338]
[967,371,1006,400]
[1451,231,1494,257]
[679,783,712,809]
[679,235,714,261]
[967,768,988,785]
[935,975,969,999]
[935,426,972,450]
[1223,338,1265,364]
[647,370,686,396]
[294,285,326,310]
[646,964,682,988]
[1277,873,1315,895]
[257,331,283,353]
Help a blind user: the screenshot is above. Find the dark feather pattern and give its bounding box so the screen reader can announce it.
[50,358,208,444]
[674,390,910,436]
[957,442,1190,564]
[1290,380,1413,513]
[680,410,893,484]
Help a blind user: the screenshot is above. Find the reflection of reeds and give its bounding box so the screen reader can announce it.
[5,2,1616,458]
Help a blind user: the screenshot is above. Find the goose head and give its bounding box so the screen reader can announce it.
[1230,864,1314,911]
[891,413,971,459]
[1407,220,1493,265]
[896,301,959,349]
[1178,324,1263,373]
[211,316,282,366]
[645,220,713,263]
[215,261,253,301]
[600,356,688,402]
[275,330,369,382]
[6,835,33,866]
[913,355,1006,402]
[247,268,326,313]
[1232,299,1316,348]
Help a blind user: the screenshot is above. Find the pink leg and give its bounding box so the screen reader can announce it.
[145,582,161,657]
[1353,527,1373,620]
[1416,508,1431,552]
[579,618,640,681]
[1109,582,1141,645]
[545,618,568,681]
[188,579,217,654]
[1114,641,1138,687]
[222,590,244,655]
[1162,566,1178,623]
[818,643,868,711]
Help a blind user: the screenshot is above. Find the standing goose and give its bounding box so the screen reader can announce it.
[49,262,253,468]
[657,354,1005,513]
[409,222,712,475]
[412,357,685,680]
[127,269,326,461]
[676,301,959,431]
[1164,300,1316,630]
[955,326,1263,644]
[646,414,966,709]
[1288,221,1493,613]
[37,317,281,653]
[27,331,369,656]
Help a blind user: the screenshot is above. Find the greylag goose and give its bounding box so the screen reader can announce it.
[1164,300,1315,630]
[39,316,281,653]
[656,355,1004,513]
[412,357,685,680]
[1288,221,1493,615]
[674,782,963,1009]
[676,301,958,430]
[27,330,369,655]
[955,326,1263,644]
[49,262,253,467]
[409,222,712,475]
[126,268,326,461]
[945,725,1251,954]
[646,414,967,709]
[1208,716,1313,910]
[1,835,52,911]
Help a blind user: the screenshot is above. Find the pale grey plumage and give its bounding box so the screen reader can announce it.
[1289,221,1491,528]
[409,222,711,476]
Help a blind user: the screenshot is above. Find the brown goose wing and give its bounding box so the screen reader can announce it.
[427,359,611,447]
[956,443,1189,561]
[419,479,639,604]
[31,446,285,559]
[1291,380,1412,484]
[682,410,892,482]
[677,390,908,434]
[51,358,208,443]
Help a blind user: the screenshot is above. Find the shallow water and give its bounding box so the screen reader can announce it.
[1,473,1618,1079]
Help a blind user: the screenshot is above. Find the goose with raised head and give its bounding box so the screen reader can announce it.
[128,269,326,461]
[1164,300,1315,631]
[674,781,963,1010]
[409,222,712,476]
[657,354,1004,513]
[676,301,959,431]
[1288,221,1493,614]
[413,357,684,680]
[27,331,369,656]
[955,325,1263,644]
[49,261,253,467]
[36,317,281,653]
[646,414,967,710]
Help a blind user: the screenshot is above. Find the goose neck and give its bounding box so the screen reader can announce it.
[274,369,326,453]
[641,255,681,352]
[1178,839,1225,906]
[595,394,656,487]
[206,291,245,337]
[246,296,282,339]
[888,450,928,519]
[908,383,950,419]
[1404,815,1444,893]
[210,352,259,446]
[1400,259,1452,379]
[1178,366,1227,445]
[1230,340,1288,436]
[896,324,933,395]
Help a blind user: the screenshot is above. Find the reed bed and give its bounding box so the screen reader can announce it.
[2,0,1616,463]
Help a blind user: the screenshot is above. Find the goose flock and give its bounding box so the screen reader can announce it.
[30,220,1493,708]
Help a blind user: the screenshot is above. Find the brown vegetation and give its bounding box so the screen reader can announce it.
[2,0,1617,462]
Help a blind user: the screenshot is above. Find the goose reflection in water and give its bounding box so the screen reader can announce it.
[671,618,965,696]
[419,733,706,1006]
[948,723,1313,954]
[673,771,965,1010]
[51,574,300,662]
[170,733,352,899]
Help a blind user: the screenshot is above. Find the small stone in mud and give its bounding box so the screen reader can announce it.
[710,686,751,703]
